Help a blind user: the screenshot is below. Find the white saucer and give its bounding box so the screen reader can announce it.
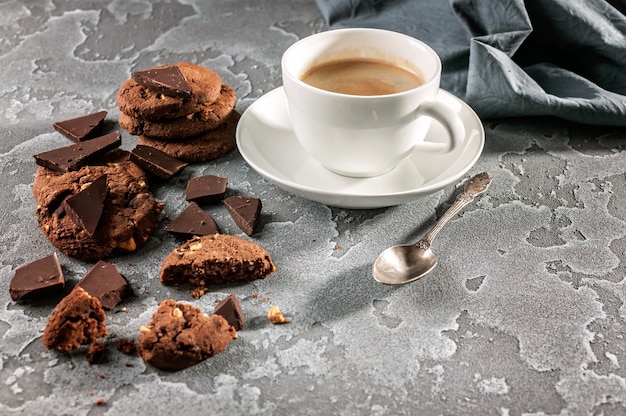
[236,87,485,209]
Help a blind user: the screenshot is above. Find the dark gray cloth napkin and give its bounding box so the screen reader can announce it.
[315,0,626,125]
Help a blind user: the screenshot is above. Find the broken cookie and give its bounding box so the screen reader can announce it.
[138,299,236,371]
[42,287,108,352]
[159,234,275,298]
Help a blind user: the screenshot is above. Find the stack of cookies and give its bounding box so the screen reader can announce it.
[117,62,239,163]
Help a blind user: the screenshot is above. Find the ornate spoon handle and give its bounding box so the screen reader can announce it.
[418,172,491,249]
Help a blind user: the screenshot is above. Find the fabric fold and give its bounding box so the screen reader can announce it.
[315,0,626,125]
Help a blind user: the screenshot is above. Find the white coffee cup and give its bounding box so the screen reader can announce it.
[281,28,466,178]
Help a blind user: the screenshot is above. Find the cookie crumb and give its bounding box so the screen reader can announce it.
[86,341,106,364]
[116,338,137,355]
[191,286,206,299]
[267,306,290,324]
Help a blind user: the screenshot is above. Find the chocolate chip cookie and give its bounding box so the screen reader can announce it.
[33,149,164,261]
[137,111,239,163]
[119,84,237,139]
[117,62,223,121]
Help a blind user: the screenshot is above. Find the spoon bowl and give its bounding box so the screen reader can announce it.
[373,172,491,285]
[373,243,437,285]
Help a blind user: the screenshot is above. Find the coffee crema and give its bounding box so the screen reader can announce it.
[300,58,424,96]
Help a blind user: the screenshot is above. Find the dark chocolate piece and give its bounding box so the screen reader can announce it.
[164,202,219,237]
[53,111,107,142]
[9,253,65,301]
[129,144,187,180]
[33,131,122,173]
[213,293,245,330]
[185,175,228,205]
[223,196,262,236]
[75,260,131,310]
[131,66,193,99]
[62,174,107,235]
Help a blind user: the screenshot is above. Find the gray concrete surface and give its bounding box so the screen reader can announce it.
[1,1,626,415]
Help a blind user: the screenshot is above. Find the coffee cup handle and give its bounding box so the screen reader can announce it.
[412,99,466,153]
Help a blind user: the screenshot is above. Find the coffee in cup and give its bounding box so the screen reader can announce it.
[301,57,425,96]
[281,28,466,178]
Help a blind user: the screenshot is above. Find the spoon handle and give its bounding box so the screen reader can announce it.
[418,172,491,248]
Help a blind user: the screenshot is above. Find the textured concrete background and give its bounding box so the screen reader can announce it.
[2,1,626,415]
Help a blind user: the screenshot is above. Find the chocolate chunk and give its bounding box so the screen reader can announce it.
[131,66,193,99]
[223,196,262,236]
[213,293,245,330]
[185,175,227,205]
[62,174,107,235]
[34,131,122,173]
[75,261,131,310]
[164,202,219,237]
[9,253,65,301]
[130,144,187,180]
[53,111,107,142]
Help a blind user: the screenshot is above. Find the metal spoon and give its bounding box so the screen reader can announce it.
[372,172,492,285]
